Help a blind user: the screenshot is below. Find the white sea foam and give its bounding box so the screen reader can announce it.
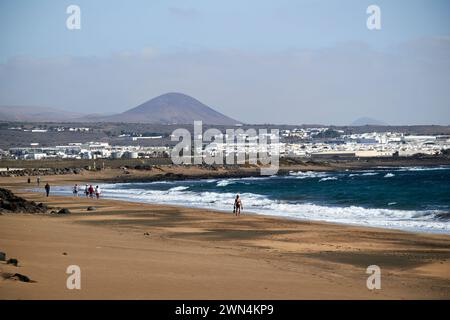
[319,177,338,182]
[375,166,450,172]
[168,186,189,191]
[289,171,328,179]
[384,173,395,178]
[217,179,235,187]
[397,166,449,172]
[349,172,378,177]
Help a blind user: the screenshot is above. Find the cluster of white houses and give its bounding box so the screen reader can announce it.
[281,127,343,139]
[285,132,450,158]
[7,142,170,160]
[197,130,450,158]
[8,126,91,132]
[2,131,450,160]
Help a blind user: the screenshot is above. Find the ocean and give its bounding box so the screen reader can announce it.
[52,166,450,234]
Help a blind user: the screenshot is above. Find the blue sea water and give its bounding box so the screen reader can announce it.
[52,166,450,234]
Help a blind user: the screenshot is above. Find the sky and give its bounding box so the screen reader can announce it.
[0,0,449,125]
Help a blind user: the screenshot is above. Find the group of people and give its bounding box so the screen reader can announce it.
[72,184,101,199]
[27,176,41,185]
[35,181,100,199]
[27,176,50,197]
[37,177,239,213]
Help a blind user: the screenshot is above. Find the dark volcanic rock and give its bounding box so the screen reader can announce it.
[37,203,48,210]
[87,206,96,211]
[1,273,34,283]
[12,273,31,282]
[0,188,48,213]
[57,208,71,214]
[0,251,6,261]
[7,258,18,266]
[134,165,153,170]
[0,167,84,178]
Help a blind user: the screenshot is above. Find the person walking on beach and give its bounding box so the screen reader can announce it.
[73,184,79,197]
[84,184,89,197]
[95,186,101,199]
[88,185,95,198]
[27,177,31,184]
[37,176,41,186]
[44,182,50,197]
[234,194,243,216]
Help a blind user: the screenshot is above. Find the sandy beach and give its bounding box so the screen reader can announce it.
[1,170,450,299]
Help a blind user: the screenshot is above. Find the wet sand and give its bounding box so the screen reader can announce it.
[1,171,450,299]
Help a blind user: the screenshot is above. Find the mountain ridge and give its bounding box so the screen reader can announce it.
[0,105,84,122]
[0,93,240,125]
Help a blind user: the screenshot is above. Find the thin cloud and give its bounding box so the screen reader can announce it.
[0,38,449,125]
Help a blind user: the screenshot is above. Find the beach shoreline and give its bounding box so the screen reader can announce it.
[28,165,450,235]
[1,170,450,299]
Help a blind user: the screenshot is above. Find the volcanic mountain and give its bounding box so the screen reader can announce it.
[97,92,239,125]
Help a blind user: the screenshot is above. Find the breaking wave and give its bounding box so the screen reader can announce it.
[319,177,338,182]
[289,171,329,179]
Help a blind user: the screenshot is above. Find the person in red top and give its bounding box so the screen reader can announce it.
[88,185,95,198]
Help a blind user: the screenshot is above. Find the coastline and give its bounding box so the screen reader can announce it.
[31,165,450,235]
[1,170,450,299]
[2,156,450,183]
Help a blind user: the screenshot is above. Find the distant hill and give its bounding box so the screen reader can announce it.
[0,93,240,125]
[351,117,387,126]
[93,92,239,125]
[0,106,83,122]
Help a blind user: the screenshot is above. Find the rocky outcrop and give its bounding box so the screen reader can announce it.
[0,188,48,213]
[0,167,84,177]
[57,208,71,214]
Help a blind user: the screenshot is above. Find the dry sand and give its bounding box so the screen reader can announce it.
[1,172,450,299]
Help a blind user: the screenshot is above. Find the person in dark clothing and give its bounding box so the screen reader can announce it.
[73,184,79,197]
[234,194,243,216]
[44,183,50,197]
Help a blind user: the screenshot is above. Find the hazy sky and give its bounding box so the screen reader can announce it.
[0,0,449,125]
